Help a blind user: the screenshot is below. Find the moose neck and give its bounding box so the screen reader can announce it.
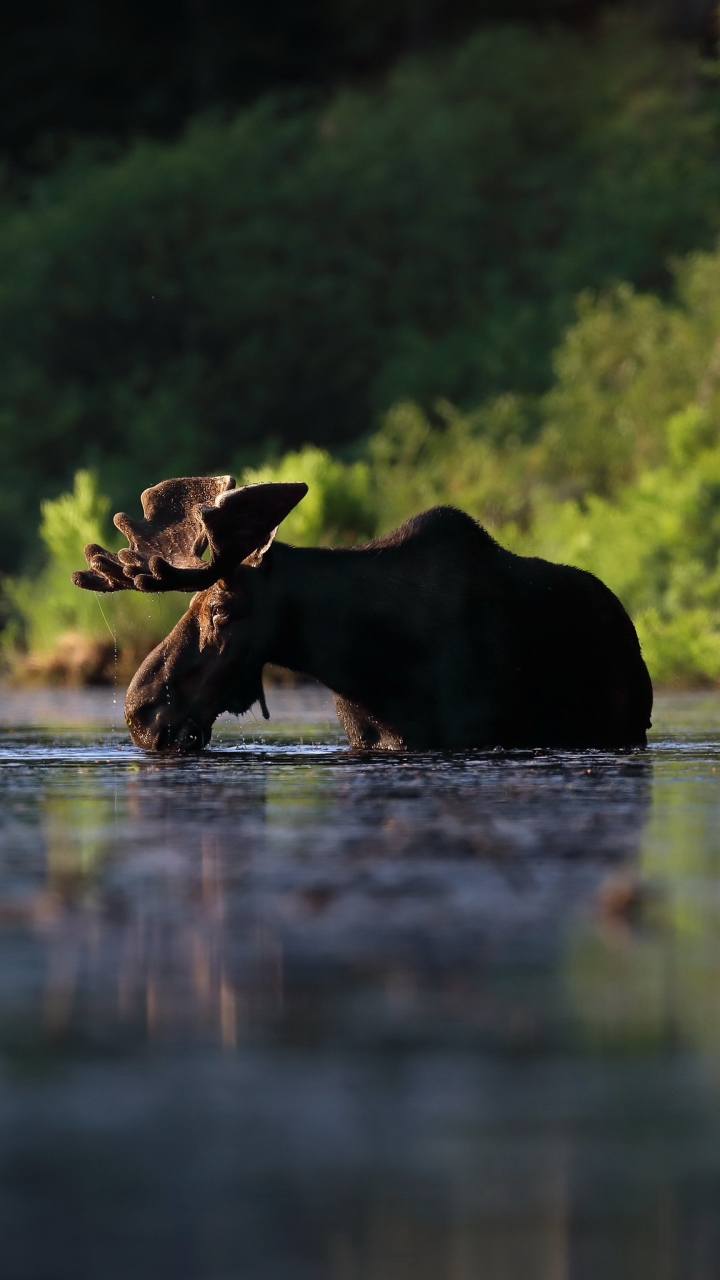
[262,541,396,699]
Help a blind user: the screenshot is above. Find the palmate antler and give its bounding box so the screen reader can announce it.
[72,475,308,593]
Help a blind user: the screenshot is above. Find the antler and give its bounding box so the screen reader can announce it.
[72,476,235,593]
[72,476,308,593]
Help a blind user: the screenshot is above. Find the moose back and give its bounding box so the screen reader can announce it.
[73,476,653,752]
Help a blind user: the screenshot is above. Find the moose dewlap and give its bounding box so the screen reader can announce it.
[73,475,653,752]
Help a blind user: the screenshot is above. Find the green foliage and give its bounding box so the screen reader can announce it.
[362,276,720,685]
[369,398,538,533]
[241,446,376,546]
[2,453,376,675]
[539,286,689,494]
[500,419,720,685]
[12,385,720,686]
[2,471,184,668]
[10,12,720,688]
[0,16,718,568]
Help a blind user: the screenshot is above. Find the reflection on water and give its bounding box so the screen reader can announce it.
[0,686,719,1277]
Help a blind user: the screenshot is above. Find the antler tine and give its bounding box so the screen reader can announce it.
[72,476,309,595]
[72,476,235,593]
[72,541,137,592]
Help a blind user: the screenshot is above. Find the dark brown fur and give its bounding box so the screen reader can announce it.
[124,506,652,752]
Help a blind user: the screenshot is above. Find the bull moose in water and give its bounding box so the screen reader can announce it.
[72,475,652,752]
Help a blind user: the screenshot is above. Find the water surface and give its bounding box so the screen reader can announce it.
[0,684,718,1279]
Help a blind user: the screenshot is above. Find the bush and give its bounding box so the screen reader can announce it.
[369,396,540,534]
[0,16,718,568]
[12,67,720,691]
[12,404,720,686]
[1,455,377,682]
[2,472,185,682]
[365,392,720,686]
[241,446,376,545]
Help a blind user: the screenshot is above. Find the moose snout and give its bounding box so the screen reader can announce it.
[124,619,213,753]
[125,699,210,753]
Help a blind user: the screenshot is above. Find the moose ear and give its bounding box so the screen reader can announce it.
[199,481,308,571]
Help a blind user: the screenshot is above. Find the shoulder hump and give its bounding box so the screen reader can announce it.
[366,506,497,551]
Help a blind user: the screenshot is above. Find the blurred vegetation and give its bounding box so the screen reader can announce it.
[408,234,720,687]
[0,0,643,171]
[240,244,720,688]
[242,447,375,546]
[18,260,720,687]
[0,16,718,568]
[1,473,184,683]
[6,11,720,685]
[565,757,720,1054]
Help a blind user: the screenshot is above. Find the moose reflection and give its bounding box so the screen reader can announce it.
[73,475,652,753]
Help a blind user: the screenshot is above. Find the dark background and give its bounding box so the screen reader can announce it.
[0,0,718,572]
[0,0,712,170]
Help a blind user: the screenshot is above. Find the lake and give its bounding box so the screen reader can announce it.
[0,684,718,1279]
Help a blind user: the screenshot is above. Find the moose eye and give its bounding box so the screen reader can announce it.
[210,606,231,628]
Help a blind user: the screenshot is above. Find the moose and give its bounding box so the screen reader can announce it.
[72,475,653,752]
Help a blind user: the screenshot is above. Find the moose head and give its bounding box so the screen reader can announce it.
[73,475,308,752]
